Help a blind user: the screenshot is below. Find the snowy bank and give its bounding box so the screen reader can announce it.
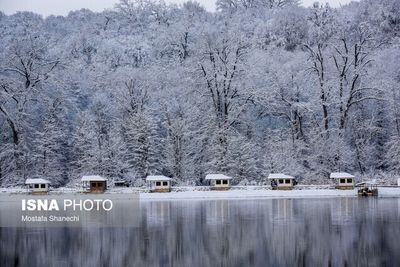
[140,189,358,201]
[2,186,400,200]
[377,187,400,197]
[139,186,400,201]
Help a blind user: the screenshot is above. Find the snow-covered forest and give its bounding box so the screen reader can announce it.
[0,0,399,187]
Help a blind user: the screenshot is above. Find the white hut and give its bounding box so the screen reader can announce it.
[25,178,51,194]
[146,175,171,192]
[205,174,232,190]
[268,173,295,190]
[81,175,108,193]
[330,172,355,189]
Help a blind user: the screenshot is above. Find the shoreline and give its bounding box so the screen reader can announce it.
[139,189,357,201]
[1,187,400,200]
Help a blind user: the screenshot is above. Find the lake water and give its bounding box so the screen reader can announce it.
[1,197,400,267]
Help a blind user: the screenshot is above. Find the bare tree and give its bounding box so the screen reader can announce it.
[0,34,59,179]
[198,34,251,170]
[332,24,385,130]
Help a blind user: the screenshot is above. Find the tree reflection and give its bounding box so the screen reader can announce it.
[1,198,400,266]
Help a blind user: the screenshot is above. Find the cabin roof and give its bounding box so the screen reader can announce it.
[205,174,232,180]
[81,175,107,182]
[330,172,355,179]
[267,173,294,179]
[146,175,171,181]
[356,179,377,186]
[25,178,51,185]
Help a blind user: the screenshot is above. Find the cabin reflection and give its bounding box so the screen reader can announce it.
[205,200,230,225]
[271,199,294,222]
[398,198,400,216]
[143,201,172,225]
[330,198,355,225]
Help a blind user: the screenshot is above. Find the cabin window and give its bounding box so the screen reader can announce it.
[163,181,168,186]
[40,184,46,189]
[279,179,284,184]
[216,180,221,185]
[34,184,39,189]
[285,179,291,184]
[340,179,346,184]
[222,180,228,185]
[347,178,353,184]
[156,181,161,186]
[98,182,103,187]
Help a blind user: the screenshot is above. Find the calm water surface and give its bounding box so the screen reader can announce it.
[1,197,400,267]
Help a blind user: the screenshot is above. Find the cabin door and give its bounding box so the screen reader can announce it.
[90,182,104,192]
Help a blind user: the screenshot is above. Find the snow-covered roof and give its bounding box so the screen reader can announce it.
[356,180,377,186]
[330,172,355,179]
[205,174,232,180]
[146,175,171,181]
[267,173,294,179]
[81,175,107,182]
[25,178,51,185]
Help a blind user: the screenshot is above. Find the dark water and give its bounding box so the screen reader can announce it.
[1,197,400,267]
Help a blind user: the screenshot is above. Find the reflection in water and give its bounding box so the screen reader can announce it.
[1,198,400,267]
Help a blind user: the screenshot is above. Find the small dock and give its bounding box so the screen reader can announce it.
[356,181,378,197]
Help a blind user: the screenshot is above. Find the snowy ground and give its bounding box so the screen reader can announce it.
[377,187,400,197]
[140,187,400,201]
[2,186,400,200]
[139,188,358,201]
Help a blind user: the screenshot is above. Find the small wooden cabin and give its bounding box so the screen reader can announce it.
[205,174,232,190]
[330,172,355,190]
[81,175,107,193]
[146,176,172,192]
[25,178,51,194]
[268,173,295,190]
